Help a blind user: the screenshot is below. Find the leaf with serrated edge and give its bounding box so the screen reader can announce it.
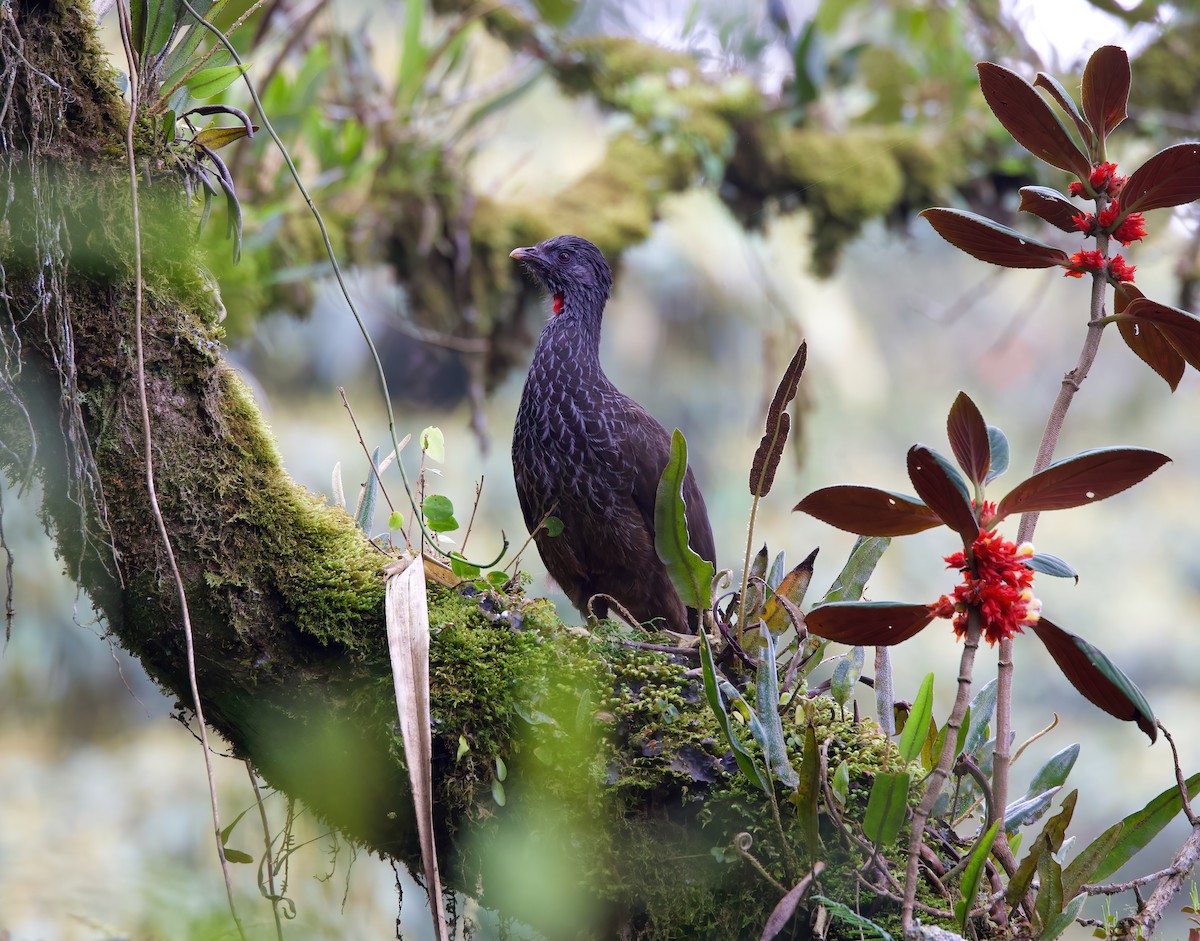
[977,62,1091,176]
[1082,45,1130,140]
[907,445,978,542]
[1030,617,1156,741]
[796,485,942,537]
[995,447,1170,519]
[921,208,1072,269]
[1018,186,1085,233]
[805,602,935,646]
[1121,143,1200,214]
[947,391,991,487]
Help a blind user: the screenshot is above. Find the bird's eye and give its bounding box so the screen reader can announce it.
[558,250,572,263]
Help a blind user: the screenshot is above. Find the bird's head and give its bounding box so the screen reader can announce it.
[510,235,613,319]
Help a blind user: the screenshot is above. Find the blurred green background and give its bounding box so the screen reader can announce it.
[4,0,1200,938]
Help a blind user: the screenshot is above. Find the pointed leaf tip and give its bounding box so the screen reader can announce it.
[1122,143,1200,215]
[922,208,1072,269]
[1082,45,1131,142]
[907,445,978,542]
[977,62,1091,177]
[1031,617,1156,741]
[947,392,991,487]
[795,485,942,537]
[996,447,1170,519]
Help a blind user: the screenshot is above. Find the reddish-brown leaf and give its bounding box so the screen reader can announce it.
[977,62,1091,177]
[1081,45,1131,142]
[750,342,807,498]
[946,392,990,488]
[1115,284,1185,388]
[1034,72,1094,154]
[794,485,942,537]
[1018,186,1086,233]
[921,208,1071,269]
[907,445,978,542]
[1122,298,1200,371]
[805,602,936,647]
[1030,617,1156,741]
[995,447,1170,519]
[1121,143,1200,214]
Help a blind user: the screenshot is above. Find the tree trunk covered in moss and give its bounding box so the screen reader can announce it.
[0,5,908,939]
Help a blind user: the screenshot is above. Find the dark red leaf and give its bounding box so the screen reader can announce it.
[977,62,1092,177]
[1082,46,1131,142]
[907,445,978,543]
[1034,72,1094,154]
[794,485,942,537]
[946,392,991,487]
[921,208,1071,269]
[1019,186,1086,233]
[1030,617,1156,741]
[1115,285,1184,390]
[1121,143,1200,214]
[1122,298,1200,371]
[995,447,1170,519]
[805,602,936,647]
[750,342,807,498]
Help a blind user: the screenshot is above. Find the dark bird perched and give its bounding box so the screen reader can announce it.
[510,235,716,633]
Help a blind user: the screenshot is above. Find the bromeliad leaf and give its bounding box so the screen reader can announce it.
[1030,617,1156,741]
[1018,186,1084,233]
[750,341,807,498]
[947,391,990,488]
[1082,45,1130,142]
[805,602,935,646]
[995,447,1170,519]
[654,430,715,611]
[977,62,1092,177]
[1120,142,1200,214]
[907,445,978,542]
[795,485,942,537]
[921,208,1072,269]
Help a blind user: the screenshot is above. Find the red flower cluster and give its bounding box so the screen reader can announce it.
[1070,200,1147,245]
[1063,250,1136,282]
[930,529,1040,646]
[1069,161,1128,199]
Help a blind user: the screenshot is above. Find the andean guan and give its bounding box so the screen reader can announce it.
[510,235,716,634]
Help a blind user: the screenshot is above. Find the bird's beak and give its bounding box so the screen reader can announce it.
[509,246,536,262]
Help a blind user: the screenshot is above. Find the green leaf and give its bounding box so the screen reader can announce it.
[898,673,934,763]
[456,735,470,760]
[223,848,254,864]
[794,722,820,849]
[653,430,715,611]
[831,760,850,806]
[963,677,998,755]
[1043,892,1087,941]
[957,820,1001,934]
[427,516,459,533]
[699,631,768,794]
[542,515,564,537]
[1026,744,1080,800]
[1025,552,1078,581]
[219,806,252,846]
[811,897,893,941]
[1062,822,1123,900]
[486,570,509,588]
[388,510,403,531]
[448,554,480,578]
[830,646,864,709]
[822,536,892,603]
[422,494,454,523]
[863,771,911,845]
[756,629,799,788]
[1089,772,1200,881]
[491,778,506,806]
[185,64,249,100]
[495,756,507,782]
[193,123,256,150]
[355,447,380,532]
[1005,786,1063,830]
[420,426,445,462]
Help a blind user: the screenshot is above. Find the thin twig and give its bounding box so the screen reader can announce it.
[246,762,285,941]
[460,476,483,554]
[116,4,245,937]
[1159,721,1198,826]
[337,386,395,515]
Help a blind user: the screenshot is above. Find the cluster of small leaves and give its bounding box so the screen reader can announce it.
[797,391,1165,740]
[922,46,1200,390]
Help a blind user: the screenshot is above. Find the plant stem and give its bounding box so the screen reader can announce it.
[736,493,762,644]
[902,610,981,931]
[994,232,1111,837]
